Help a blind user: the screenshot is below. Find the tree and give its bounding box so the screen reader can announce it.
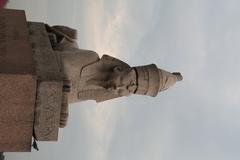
[0,152,5,160]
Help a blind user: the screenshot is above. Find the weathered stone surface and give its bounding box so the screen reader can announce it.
[27,22,61,81]
[34,82,62,141]
[27,22,63,140]
[0,74,36,152]
[0,9,36,152]
[0,9,35,74]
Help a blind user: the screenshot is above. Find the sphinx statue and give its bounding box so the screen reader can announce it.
[45,25,183,127]
[0,9,183,151]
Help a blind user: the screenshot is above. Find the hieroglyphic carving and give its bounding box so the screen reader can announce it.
[34,82,62,141]
[27,22,64,140]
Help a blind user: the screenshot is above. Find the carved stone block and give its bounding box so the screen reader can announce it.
[34,82,62,141]
[27,22,61,81]
[27,22,63,141]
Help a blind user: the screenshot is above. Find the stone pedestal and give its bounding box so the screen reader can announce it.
[0,74,36,152]
[0,9,36,152]
[0,9,64,151]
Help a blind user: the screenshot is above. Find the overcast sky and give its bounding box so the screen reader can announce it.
[5,0,240,160]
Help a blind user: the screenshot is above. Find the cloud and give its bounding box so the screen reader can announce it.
[82,0,161,61]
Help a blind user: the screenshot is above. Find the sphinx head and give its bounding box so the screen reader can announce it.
[105,64,183,97]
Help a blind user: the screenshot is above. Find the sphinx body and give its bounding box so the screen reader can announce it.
[46,24,183,127]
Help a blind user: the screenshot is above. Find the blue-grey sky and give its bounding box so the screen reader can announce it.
[5,0,240,160]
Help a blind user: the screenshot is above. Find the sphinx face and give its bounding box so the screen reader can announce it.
[85,65,137,98]
[106,66,137,96]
